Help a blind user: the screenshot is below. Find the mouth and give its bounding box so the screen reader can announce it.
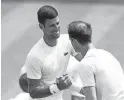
[53,30,60,35]
[53,31,60,37]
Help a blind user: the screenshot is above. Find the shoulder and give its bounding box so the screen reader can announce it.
[58,34,72,48]
[79,59,96,73]
[27,38,44,59]
[27,38,43,56]
[93,49,112,57]
[27,52,37,61]
[26,53,41,66]
[59,34,69,42]
[67,56,80,73]
[83,49,101,65]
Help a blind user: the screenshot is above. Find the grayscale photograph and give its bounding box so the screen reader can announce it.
[1,0,124,100]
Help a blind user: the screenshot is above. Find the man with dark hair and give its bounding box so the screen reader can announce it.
[68,21,124,100]
[19,5,83,100]
[37,5,58,26]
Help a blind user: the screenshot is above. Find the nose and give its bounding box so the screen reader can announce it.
[55,24,60,30]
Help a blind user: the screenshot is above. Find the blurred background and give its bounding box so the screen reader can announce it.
[1,0,124,100]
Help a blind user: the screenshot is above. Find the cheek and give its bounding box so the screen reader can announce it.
[72,43,79,52]
[45,28,52,34]
[75,44,81,52]
[48,27,54,33]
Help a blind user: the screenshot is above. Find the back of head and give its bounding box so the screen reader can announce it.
[68,21,92,45]
[19,73,28,93]
[37,5,58,25]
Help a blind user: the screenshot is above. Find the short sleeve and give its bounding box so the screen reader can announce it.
[70,72,85,97]
[20,65,27,76]
[26,56,42,79]
[13,93,29,100]
[67,57,84,97]
[77,62,96,87]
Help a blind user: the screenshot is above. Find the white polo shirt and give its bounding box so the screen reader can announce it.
[75,48,124,100]
[9,93,30,100]
[67,56,85,98]
[25,34,77,100]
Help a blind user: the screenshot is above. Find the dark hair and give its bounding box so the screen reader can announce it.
[19,73,28,93]
[37,5,58,25]
[68,21,92,45]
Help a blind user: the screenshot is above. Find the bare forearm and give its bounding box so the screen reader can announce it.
[80,87,97,100]
[71,95,84,100]
[29,86,52,98]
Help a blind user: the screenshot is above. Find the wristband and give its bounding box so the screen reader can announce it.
[69,82,83,93]
[49,83,60,94]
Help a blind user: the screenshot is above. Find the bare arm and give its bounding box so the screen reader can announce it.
[26,56,72,99]
[71,95,85,100]
[26,56,53,98]
[28,74,72,99]
[80,86,97,100]
[28,78,52,99]
[68,61,97,100]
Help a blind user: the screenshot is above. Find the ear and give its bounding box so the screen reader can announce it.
[74,39,79,45]
[39,23,44,30]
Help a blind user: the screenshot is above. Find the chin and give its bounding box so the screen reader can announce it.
[56,35,60,38]
[53,34,60,39]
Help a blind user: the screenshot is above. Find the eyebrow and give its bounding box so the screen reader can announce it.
[49,21,60,27]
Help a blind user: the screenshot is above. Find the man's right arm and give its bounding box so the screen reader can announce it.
[70,72,85,100]
[26,56,72,99]
[26,56,55,98]
[28,78,52,98]
[71,95,85,100]
[28,74,72,98]
[78,62,97,100]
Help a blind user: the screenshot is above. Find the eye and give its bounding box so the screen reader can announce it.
[71,38,74,41]
[56,22,59,25]
[49,24,55,27]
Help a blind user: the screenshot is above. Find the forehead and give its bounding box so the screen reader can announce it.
[45,16,59,26]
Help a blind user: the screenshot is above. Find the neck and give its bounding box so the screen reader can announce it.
[80,43,95,57]
[88,43,95,50]
[43,36,57,47]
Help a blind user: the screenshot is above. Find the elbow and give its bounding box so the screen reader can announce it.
[29,90,37,99]
[29,89,39,99]
[29,89,45,99]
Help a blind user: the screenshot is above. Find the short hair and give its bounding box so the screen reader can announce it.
[68,21,92,45]
[19,73,28,93]
[37,5,58,25]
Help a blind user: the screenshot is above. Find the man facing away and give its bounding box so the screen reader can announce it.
[67,21,124,100]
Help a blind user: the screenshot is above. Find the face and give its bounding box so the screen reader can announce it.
[70,38,81,53]
[42,16,60,39]
[70,37,87,58]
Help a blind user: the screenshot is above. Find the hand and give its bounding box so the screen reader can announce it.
[56,73,72,90]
